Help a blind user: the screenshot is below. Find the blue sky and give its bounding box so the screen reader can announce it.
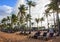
[0,0,17,7]
[0,0,17,20]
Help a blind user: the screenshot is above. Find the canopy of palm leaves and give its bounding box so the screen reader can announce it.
[1,18,7,23]
[7,16,10,20]
[45,1,59,13]
[35,18,40,23]
[31,22,34,25]
[1,18,7,28]
[40,17,44,21]
[26,14,31,21]
[11,14,18,23]
[18,5,27,16]
[26,0,36,7]
[51,0,60,3]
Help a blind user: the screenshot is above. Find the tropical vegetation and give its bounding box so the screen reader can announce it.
[0,0,60,34]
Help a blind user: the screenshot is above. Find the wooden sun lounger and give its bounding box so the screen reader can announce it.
[28,31,59,41]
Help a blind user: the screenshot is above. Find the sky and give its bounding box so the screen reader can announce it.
[0,0,54,28]
[0,0,17,20]
[0,0,17,7]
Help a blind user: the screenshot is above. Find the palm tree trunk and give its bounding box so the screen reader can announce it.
[47,17,49,29]
[53,11,56,29]
[37,23,38,30]
[41,21,42,27]
[56,10,60,34]
[11,23,13,28]
[27,21,28,29]
[17,11,21,21]
[17,11,21,27]
[29,6,31,29]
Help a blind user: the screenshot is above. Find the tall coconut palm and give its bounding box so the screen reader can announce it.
[11,14,18,28]
[45,2,56,29]
[40,17,44,27]
[51,0,60,34]
[26,0,36,29]
[44,10,50,29]
[25,14,31,29]
[18,5,27,26]
[35,18,40,30]
[46,0,60,33]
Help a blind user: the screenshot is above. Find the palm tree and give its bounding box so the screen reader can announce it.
[46,0,60,33]
[45,2,56,29]
[25,14,31,29]
[1,18,7,28]
[31,22,34,27]
[35,18,40,30]
[7,16,11,23]
[26,0,36,29]
[7,16,10,20]
[40,17,44,27]
[6,16,11,28]
[51,0,60,34]
[18,5,27,26]
[44,10,50,29]
[11,14,18,28]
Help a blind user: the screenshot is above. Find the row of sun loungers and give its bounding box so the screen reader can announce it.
[28,31,59,40]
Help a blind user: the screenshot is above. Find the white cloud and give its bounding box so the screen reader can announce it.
[0,5,13,16]
[0,5,13,20]
[31,0,50,17]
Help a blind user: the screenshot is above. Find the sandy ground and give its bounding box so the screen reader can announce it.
[0,31,60,42]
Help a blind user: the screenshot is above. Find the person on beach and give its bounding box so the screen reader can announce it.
[49,28,54,37]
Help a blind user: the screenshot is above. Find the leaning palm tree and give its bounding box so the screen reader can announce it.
[50,0,60,34]
[45,2,57,29]
[35,18,40,30]
[26,0,36,29]
[40,17,44,27]
[46,0,60,33]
